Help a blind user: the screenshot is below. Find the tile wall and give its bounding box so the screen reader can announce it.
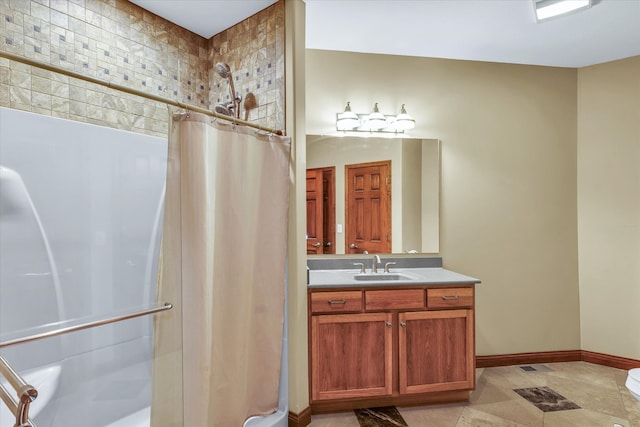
[210,3,285,131]
[0,0,285,138]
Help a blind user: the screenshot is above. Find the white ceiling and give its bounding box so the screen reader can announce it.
[130,0,640,68]
[128,1,280,39]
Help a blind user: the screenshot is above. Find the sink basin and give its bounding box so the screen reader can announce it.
[354,273,411,281]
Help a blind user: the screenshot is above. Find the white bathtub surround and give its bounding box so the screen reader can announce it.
[151,111,291,426]
[0,107,167,425]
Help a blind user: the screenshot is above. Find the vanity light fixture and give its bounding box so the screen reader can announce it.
[533,0,591,22]
[362,103,388,131]
[393,104,416,131]
[336,102,416,133]
[336,102,361,131]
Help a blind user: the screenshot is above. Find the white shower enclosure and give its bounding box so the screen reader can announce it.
[0,107,168,426]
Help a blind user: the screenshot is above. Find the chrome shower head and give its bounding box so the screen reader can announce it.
[215,62,232,79]
[214,62,239,118]
[214,102,233,117]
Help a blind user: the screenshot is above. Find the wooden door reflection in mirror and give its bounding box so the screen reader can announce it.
[345,160,391,254]
[306,167,335,254]
[307,136,440,255]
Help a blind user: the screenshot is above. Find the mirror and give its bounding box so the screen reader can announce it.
[306,135,440,255]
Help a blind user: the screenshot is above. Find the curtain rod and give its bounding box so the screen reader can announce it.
[0,51,283,136]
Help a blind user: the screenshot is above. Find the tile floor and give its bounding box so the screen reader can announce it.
[309,362,640,426]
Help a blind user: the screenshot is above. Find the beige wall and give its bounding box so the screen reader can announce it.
[577,56,640,360]
[285,0,308,415]
[402,139,422,252]
[306,50,582,359]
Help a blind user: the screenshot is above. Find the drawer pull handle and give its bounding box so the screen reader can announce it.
[327,299,347,305]
[441,295,460,301]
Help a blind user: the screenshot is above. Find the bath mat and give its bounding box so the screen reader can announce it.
[354,406,408,427]
[513,386,580,412]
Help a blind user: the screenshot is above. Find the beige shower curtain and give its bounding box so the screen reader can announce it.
[151,111,291,426]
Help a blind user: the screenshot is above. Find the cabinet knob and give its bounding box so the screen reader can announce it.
[386,321,392,328]
[400,321,406,328]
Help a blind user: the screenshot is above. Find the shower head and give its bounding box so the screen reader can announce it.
[214,62,239,119]
[214,102,233,117]
[215,62,232,79]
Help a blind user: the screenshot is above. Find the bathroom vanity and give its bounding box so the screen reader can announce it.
[307,257,480,413]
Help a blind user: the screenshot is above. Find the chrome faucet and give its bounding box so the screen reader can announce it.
[372,255,381,274]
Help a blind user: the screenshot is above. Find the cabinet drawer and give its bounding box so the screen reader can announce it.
[365,289,425,311]
[427,287,473,309]
[311,291,363,313]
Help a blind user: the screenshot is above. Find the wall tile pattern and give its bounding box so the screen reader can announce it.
[209,2,285,131]
[0,0,285,137]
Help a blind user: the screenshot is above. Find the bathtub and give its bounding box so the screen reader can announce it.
[105,309,288,427]
[0,107,288,426]
[0,107,164,426]
[104,282,289,427]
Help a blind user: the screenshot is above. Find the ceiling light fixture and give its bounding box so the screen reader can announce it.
[533,0,591,22]
[336,102,416,133]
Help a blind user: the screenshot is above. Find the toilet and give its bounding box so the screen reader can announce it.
[627,368,640,400]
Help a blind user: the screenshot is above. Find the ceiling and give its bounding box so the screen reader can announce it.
[129,0,640,68]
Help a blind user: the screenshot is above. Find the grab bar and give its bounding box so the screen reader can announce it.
[0,303,172,426]
[0,302,173,349]
[0,355,38,427]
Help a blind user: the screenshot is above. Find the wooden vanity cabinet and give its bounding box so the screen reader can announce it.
[399,309,474,394]
[309,285,476,412]
[311,312,393,401]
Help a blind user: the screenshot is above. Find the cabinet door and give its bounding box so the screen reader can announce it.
[398,309,474,394]
[311,312,393,401]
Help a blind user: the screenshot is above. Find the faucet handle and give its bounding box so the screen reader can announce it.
[384,262,397,273]
[352,262,366,274]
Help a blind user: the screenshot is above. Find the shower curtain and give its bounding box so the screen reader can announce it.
[150,111,291,426]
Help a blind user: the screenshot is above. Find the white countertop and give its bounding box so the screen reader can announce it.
[308,267,481,288]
